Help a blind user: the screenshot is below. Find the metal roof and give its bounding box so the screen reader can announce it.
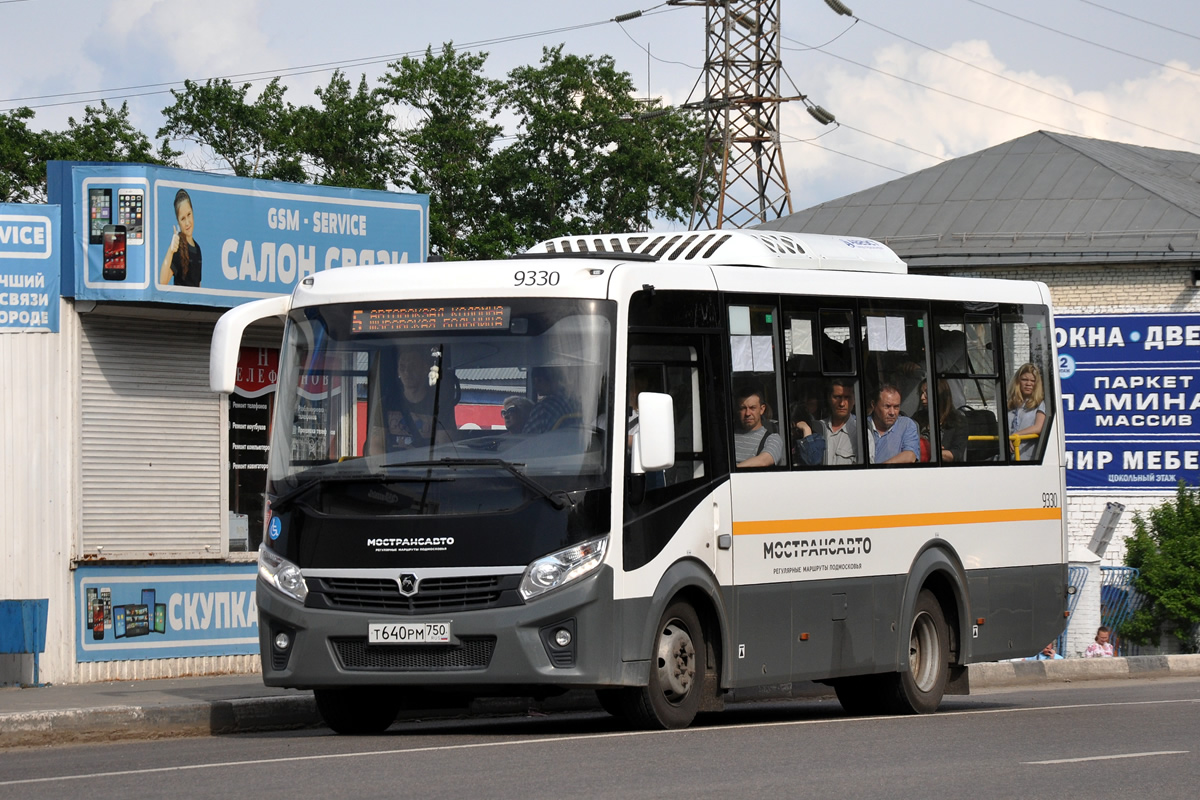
[757,131,1200,269]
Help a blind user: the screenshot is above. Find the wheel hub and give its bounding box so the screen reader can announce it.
[656,620,696,701]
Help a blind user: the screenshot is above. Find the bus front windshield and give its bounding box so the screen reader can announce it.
[268,298,615,509]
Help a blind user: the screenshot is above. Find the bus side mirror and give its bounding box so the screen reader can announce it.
[632,392,675,473]
[209,295,291,394]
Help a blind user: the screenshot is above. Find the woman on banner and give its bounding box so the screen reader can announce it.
[159,189,202,287]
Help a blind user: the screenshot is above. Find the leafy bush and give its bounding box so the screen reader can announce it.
[1122,482,1200,653]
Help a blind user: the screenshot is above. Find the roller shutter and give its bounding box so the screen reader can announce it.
[80,316,225,559]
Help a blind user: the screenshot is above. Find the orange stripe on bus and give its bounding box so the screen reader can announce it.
[731,507,1063,536]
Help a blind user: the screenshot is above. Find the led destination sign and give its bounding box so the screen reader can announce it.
[351,305,510,333]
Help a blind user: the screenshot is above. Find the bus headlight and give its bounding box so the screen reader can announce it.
[258,543,308,603]
[519,536,608,601]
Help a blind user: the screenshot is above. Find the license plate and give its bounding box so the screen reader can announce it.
[368,621,451,645]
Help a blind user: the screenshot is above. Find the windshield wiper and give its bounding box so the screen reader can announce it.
[400,458,573,510]
[269,469,454,511]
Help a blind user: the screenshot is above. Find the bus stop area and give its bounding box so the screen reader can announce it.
[3,654,1198,748]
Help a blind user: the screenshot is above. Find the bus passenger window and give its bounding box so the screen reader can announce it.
[1002,306,1054,463]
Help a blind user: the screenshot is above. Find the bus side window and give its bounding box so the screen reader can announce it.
[729,302,784,469]
[1001,305,1054,463]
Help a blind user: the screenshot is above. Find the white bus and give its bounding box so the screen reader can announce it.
[210,229,1068,733]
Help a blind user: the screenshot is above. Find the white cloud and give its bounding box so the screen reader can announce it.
[778,39,1200,210]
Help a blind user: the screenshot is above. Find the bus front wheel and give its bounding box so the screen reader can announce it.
[314,687,403,735]
[883,589,949,714]
[622,601,706,729]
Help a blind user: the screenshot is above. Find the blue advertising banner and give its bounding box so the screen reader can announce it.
[49,162,427,308]
[0,203,60,332]
[75,564,259,662]
[1057,313,1200,491]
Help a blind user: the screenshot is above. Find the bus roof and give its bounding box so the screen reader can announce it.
[525,230,907,274]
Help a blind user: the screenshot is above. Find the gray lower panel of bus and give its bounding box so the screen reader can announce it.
[258,566,644,691]
[260,561,1064,694]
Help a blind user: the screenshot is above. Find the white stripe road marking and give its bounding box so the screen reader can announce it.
[1,698,1197,787]
[1024,751,1188,765]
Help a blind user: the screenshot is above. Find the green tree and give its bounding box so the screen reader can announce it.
[296,71,399,190]
[380,44,514,260]
[497,46,704,246]
[0,107,51,203]
[158,77,304,181]
[56,100,176,165]
[1122,482,1200,652]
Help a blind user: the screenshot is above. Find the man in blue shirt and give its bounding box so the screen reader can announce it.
[867,384,920,464]
[1026,641,1064,660]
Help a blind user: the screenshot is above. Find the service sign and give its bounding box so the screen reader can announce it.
[1057,313,1200,491]
[75,564,259,662]
[0,203,60,332]
[53,163,427,307]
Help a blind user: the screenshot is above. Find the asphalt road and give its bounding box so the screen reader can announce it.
[1,678,1197,800]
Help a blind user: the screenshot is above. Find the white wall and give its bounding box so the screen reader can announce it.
[0,298,77,684]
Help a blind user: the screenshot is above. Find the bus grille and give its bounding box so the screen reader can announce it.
[331,636,496,671]
[309,575,512,614]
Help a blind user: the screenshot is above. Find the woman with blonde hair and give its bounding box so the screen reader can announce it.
[1007,362,1046,460]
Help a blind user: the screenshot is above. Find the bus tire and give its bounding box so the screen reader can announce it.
[833,675,884,716]
[625,601,705,729]
[882,589,949,714]
[314,687,402,735]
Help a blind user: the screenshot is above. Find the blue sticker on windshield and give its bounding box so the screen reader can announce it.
[268,517,282,540]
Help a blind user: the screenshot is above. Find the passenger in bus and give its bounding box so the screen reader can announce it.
[366,345,441,453]
[790,400,825,466]
[819,378,859,466]
[501,396,533,433]
[913,379,967,462]
[867,384,920,464]
[1007,363,1046,460]
[734,388,784,468]
[525,366,579,434]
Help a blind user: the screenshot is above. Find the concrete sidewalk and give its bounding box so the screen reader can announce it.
[2,654,1198,748]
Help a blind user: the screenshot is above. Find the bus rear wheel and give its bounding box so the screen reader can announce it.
[314,687,403,735]
[881,589,949,714]
[621,601,706,729]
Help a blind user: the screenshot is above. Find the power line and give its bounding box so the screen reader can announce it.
[851,17,1200,150]
[966,0,1200,79]
[0,5,686,111]
[782,33,1096,140]
[1076,0,1200,43]
[775,60,948,165]
[781,132,907,175]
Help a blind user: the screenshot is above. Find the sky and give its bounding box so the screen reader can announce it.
[2,0,1199,227]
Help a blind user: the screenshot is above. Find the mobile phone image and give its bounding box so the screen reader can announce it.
[141,588,156,611]
[113,606,127,639]
[87,587,101,640]
[102,224,127,281]
[99,588,112,630]
[154,603,166,634]
[92,602,105,641]
[117,188,144,244]
[88,188,112,245]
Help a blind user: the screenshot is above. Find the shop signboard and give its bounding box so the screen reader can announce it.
[75,564,258,662]
[1057,313,1200,491]
[0,203,60,332]
[47,162,427,308]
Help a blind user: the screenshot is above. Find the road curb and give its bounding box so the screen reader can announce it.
[2,655,1197,747]
[967,653,1200,689]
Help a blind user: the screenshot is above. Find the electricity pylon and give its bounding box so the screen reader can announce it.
[670,0,802,229]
